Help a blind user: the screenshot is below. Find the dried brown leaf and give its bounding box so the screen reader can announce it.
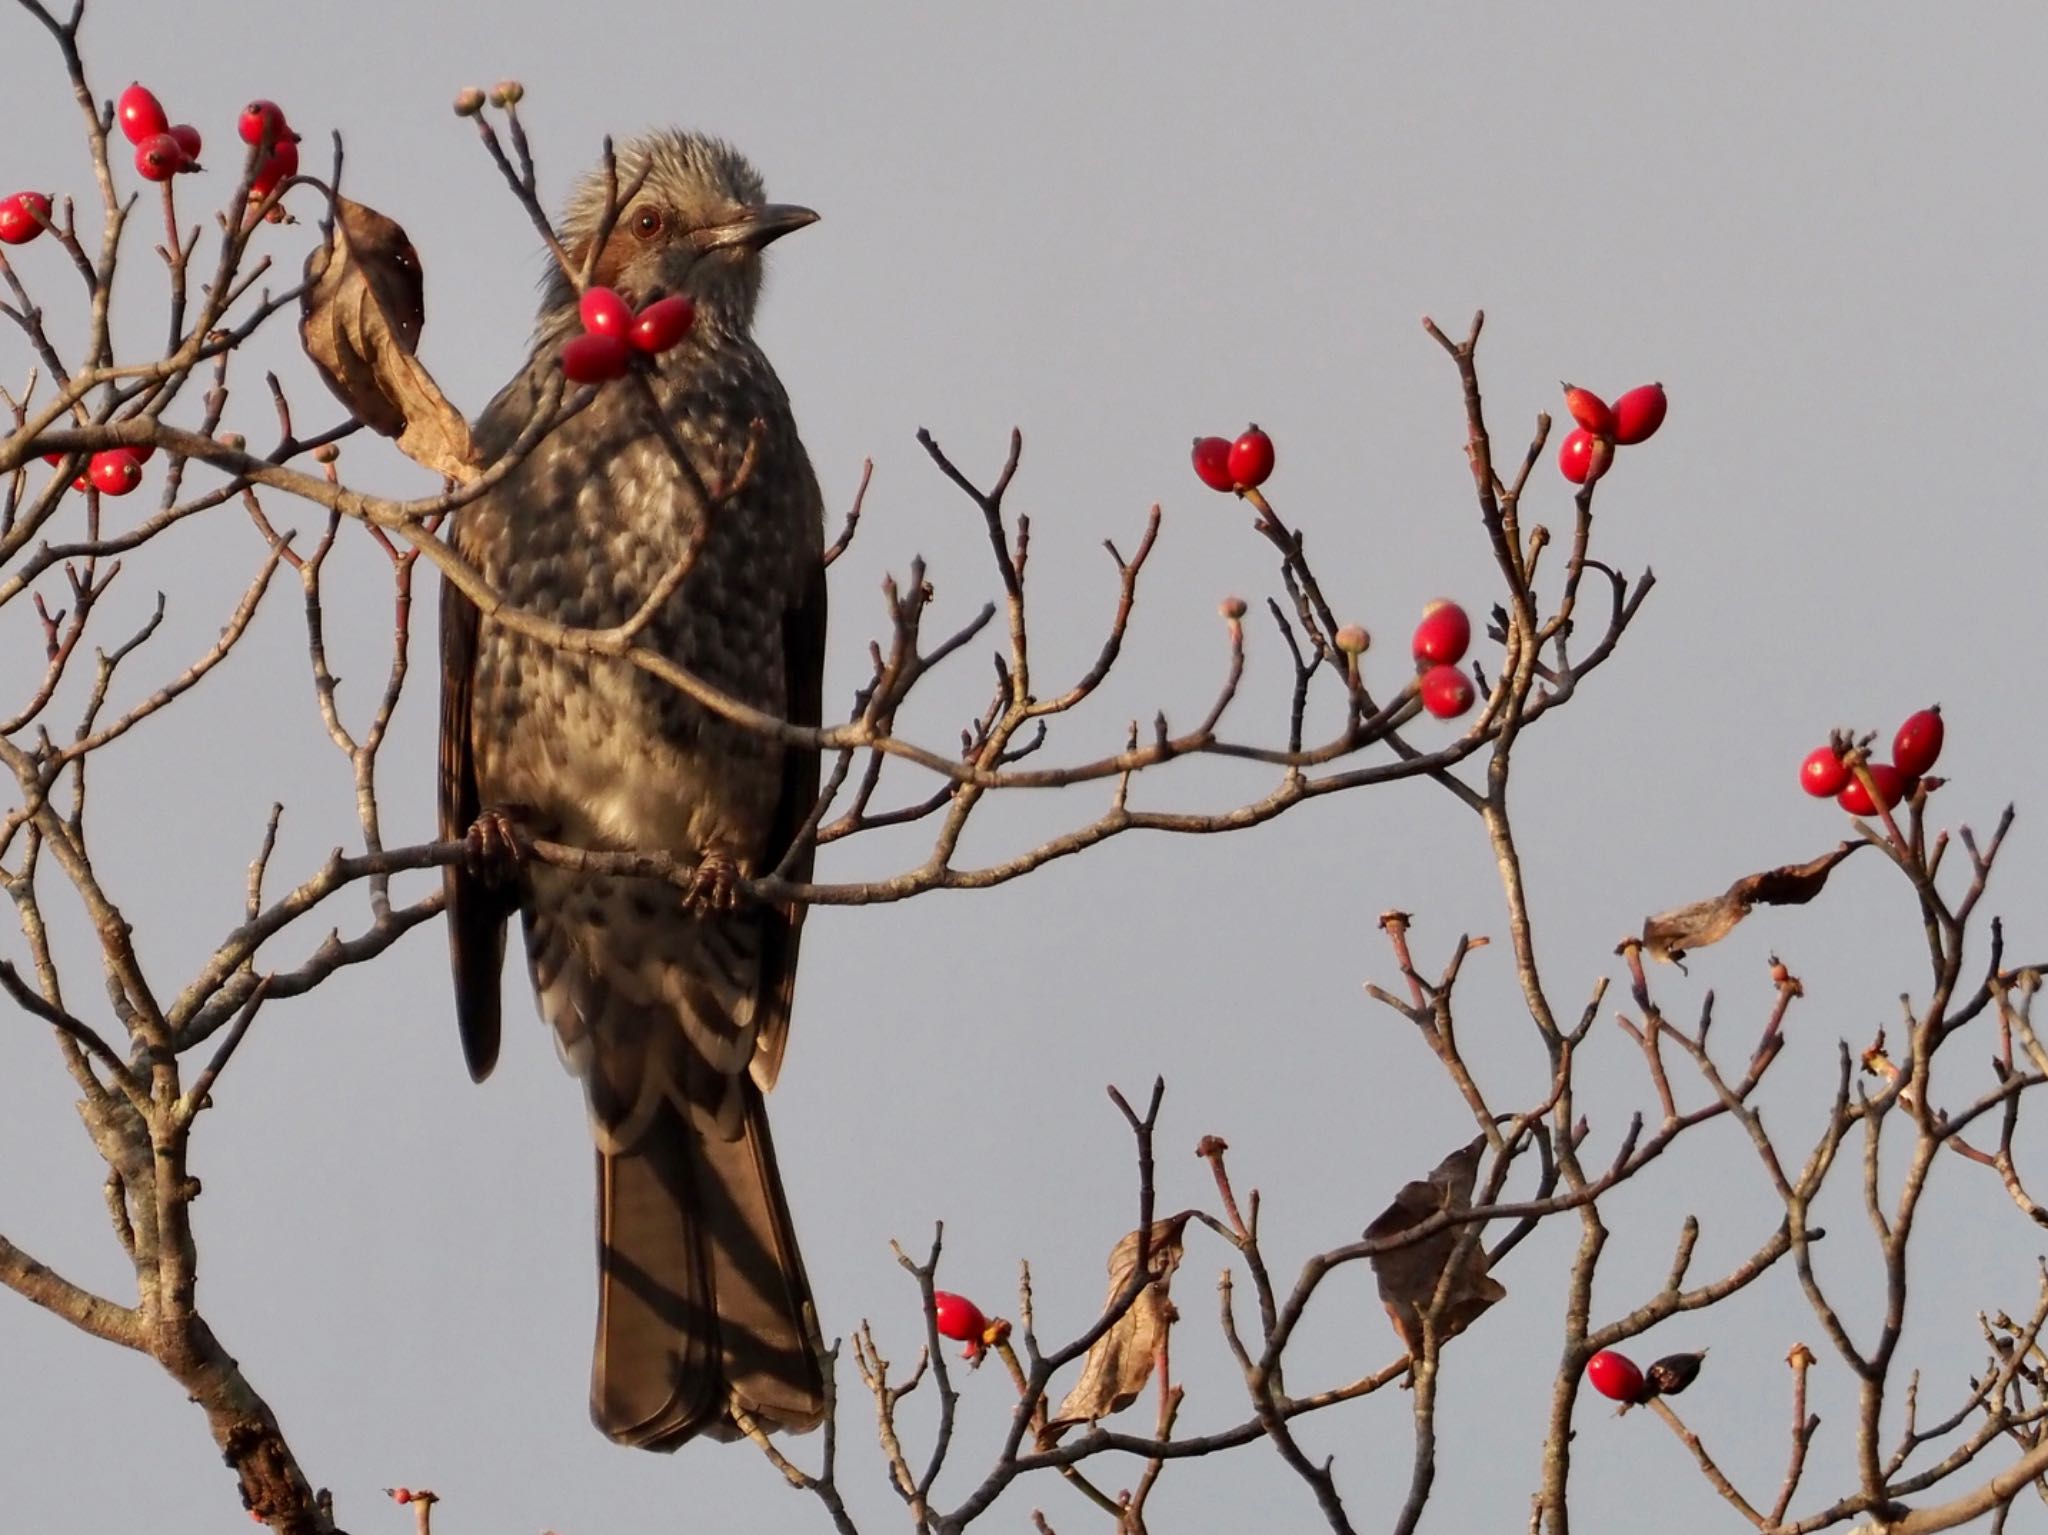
[299,196,479,481]
[1642,841,1862,965]
[1364,1135,1504,1357]
[1041,1213,1193,1440]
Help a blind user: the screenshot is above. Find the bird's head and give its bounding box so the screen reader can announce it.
[546,129,815,333]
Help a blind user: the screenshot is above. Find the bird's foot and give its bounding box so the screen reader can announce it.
[682,849,742,914]
[464,806,528,885]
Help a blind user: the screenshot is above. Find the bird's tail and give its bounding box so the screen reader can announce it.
[591,1089,825,1449]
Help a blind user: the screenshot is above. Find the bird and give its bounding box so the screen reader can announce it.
[437,129,828,1450]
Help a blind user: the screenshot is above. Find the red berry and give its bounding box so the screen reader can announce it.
[134,134,185,182]
[1612,383,1667,446]
[42,452,63,465]
[560,331,632,384]
[1586,1349,1646,1404]
[169,124,202,165]
[391,1489,413,1505]
[1800,747,1848,798]
[1558,427,1612,485]
[1190,435,1235,493]
[249,138,299,198]
[932,1290,988,1343]
[1419,664,1475,720]
[630,294,696,354]
[578,286,632,339]
[1837,762,1906,816]
[72,475,88,490]
[1411,599,1472,667]
[1561,384,1615,437]
[1892,708,1944,779]
[88,449,142,496]
[1227,424,1275,489]
[117,83,168,146]
[127,441,156,465]
[238,100,290,147]
[0,191,51,245]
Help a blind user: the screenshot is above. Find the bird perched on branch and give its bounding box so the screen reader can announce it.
[438,129,827,1449]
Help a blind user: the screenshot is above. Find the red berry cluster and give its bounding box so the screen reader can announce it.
[561,287,698,383]
[1585,1347,1707,1406]
[1412,599,1476,720]
[117,83,206,182]
[1800,707,1942,815]
[1190,425,1275,494]
[47,442,155,497]
[1557,382,1666,484]
[238,98,300,200]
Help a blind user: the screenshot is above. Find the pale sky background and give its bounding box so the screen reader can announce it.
[5,3,2048,1532]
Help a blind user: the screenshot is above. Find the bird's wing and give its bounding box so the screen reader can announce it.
[439,571,516,1082]
[749,485,827,1093]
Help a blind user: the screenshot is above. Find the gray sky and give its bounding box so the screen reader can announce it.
[6,2,2048,1530]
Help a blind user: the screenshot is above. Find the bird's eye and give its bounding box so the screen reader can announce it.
[630,207,665,241]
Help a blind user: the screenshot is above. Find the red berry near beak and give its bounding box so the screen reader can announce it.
[1800,747,1848,798]
[1586,1349,1646,1403]
[1561,384,1615,437]
[1612,383,1668,445]
[1892,708,1944,779]
[630,294,696,354]
[560,331,632,384]
[1411,599,1472,666]
[1190,435,1235,492]
[117,83,168,146]
[1227,424,1275,489]
[577,286,632,339]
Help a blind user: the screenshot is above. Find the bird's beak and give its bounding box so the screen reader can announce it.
[696,203,820,253]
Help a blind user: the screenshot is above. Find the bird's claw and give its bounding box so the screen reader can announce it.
[682,849,742,914]
[465,807,527,885]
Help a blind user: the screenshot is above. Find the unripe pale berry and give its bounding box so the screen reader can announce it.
[1227,424,1274,489]
[561,331,632,384]
[630,294,696,353]
[1612,383,1667,445]
[453,87,487,117]
[1218,596,1248,621]
[1411,600,1471,666]
[1191,436,1234,493]
[117,83,168,146]
[1335,624,1369,654]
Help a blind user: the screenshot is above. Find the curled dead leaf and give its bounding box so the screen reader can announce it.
[1641,842,1863,966]
[1040,1213,1193,1442]
[299,196,479,481]
[1364,1134,1505,1358]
